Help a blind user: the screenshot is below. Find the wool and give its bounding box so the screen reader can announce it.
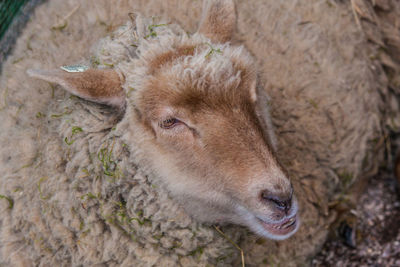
[0,0,396,266]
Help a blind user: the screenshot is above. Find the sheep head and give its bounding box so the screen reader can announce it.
[28,0,299,240]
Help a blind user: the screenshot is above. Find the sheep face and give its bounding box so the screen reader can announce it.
[27,0,299,240]
[130,42,299,240]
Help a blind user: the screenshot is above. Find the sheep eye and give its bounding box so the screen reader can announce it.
[160,118,179,129]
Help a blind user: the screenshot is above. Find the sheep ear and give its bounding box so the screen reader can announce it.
[27,68,125,109]
[198,0,236,43]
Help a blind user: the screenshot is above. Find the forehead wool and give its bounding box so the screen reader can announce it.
[91,15,254,102]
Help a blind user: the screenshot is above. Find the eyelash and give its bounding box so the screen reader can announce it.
[159,118,180,129]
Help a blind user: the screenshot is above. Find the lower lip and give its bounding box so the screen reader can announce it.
[258,214,298,236]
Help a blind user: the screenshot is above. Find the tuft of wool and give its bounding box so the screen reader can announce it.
[0,0,396,266]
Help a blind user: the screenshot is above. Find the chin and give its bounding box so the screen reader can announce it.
[235,201,300,240]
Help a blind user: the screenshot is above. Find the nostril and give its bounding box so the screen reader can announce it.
[260,190,292,213]
[270,197,291,212]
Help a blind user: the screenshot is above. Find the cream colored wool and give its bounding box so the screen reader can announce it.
[0,0,394,266]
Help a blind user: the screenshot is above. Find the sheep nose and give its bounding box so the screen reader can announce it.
[260,190,292,213]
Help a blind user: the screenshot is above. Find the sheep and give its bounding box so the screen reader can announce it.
[0,0,396,266]
[28,0,300,242]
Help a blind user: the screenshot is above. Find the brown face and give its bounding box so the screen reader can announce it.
[134,45,299,240]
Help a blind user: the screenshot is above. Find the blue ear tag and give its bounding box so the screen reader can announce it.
[60,64,89,73]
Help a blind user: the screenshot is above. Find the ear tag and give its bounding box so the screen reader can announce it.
[60,64,89,73]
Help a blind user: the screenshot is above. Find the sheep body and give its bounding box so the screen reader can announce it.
[0,0,395,266]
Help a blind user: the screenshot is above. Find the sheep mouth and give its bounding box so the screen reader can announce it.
[257,214,298,236]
